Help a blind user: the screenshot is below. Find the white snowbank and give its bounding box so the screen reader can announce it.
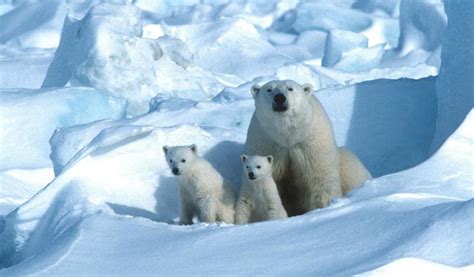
[322,30,385,72]
[0,0,67,49]
[162,18,292,81]
[0,87,127,171]
[42,4,225,115]
[1,111,473,274]
[0,0,470,275]
[0,47,54,89]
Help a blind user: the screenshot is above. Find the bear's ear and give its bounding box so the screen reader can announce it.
[240,155,248,163]
[267,155,273,164]
[190,144,197,154]
[302,84,313,95]
[251,84,261,98]
[162,145,168,154]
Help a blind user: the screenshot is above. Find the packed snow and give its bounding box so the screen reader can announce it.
[0,0,473,275]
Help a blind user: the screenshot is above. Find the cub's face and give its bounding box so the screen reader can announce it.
[162,145,198,176]
[241,155,273,181]
[251,80,313,114]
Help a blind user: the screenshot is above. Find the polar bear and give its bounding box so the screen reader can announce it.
[244,80,371,216]
[163,144,236,224]
[235,155,288,224]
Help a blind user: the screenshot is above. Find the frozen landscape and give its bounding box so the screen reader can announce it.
[0,0,473,275]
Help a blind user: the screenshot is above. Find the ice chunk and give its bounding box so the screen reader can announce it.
[0,0,67,48]
[322,30,385,72]
[322,30,369,67]
[396,0,446,56]
[431,0,474,152]
[333,44,385,72]
[295,30,327,60]
[162,18,292,81]
[0,47,54,89]
[291,3,373,33]
[0,168,54,215]
[43,4,224,115]
[274,63,322,89]
[0,87,127,171]
[352,0,401,17]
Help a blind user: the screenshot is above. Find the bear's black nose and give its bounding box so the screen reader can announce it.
[172,168,179,175]
[274,93,286,106]
[248,172,255,179]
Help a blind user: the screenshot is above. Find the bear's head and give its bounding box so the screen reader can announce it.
[240,154,273,181]
[251,80,314,147]
[162,144,198,176]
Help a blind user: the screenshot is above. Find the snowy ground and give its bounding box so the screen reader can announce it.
[0,0,473,275]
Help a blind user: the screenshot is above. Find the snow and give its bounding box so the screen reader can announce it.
[430,0,474,153]
[1,0,473,275]
[42,4,225,115]
[1,111,473,273]
[162,18,292,81]
[322,29,385,72]
[0,87,127,171]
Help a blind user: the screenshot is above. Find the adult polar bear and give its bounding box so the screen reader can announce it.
[244,80,371,216]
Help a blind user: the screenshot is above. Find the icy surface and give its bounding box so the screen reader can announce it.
[0,87,127,170]
[430,0,474,152]
[1,111,473,274]
[43,4,225,115]
[1,0,473,275]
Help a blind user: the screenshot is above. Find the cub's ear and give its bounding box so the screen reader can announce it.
[251,84,261,98]
[302,84,313,95]
[240,155,248,163]
[190,144,197,154]
[162,145,169,154]
[267,155,273,164]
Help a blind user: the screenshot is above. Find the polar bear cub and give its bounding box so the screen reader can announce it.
[163,144,236,225]
[235,155,288,224]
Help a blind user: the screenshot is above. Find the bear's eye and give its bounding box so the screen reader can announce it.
[257,165,261,169]
[246,166,249,169]
[169,159,173,163]
[267,88,272,93]
[181,159,186,163]
[288,87,293,91]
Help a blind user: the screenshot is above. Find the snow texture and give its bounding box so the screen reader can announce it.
[0,0,473,275]
[0,87,127,171]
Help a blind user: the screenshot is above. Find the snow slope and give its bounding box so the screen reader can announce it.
[0,0,473,275]
[1,111,473,275]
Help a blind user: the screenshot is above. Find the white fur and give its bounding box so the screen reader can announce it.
[163,145,236,224]
[235,155,287,224]
[245,80,371,216]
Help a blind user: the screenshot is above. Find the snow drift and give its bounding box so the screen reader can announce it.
[0,87,127,171]
[1,0,472,275]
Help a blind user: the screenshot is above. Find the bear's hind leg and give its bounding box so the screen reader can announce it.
[339,147,372,195]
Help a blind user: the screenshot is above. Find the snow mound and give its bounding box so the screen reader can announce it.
[2,111,473,274]
[0,87,127,171]
[42,4,225,115]
[50,99,252,175]
[322,30,385,72]
[162,18,292,81]
[290,3,373,33]
[0,0,67,49]
[0,47,54,89]
[0,123,239,267]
